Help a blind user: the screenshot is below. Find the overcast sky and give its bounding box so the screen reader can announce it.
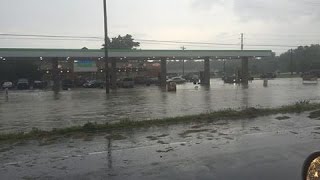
[1,0,320,54]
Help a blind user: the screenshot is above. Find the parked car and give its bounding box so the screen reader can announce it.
[223,76,239,84]
[134,76,147,85]
[2,81,14,89]
[302,70,320,78]
[146,77,160,85]
[167,77,187,84]
[62,79,73,90]
[33,81,47,89]
[119,78,134,88]
[260,72,277,79]
[83,80,104,88]
[183,73,199,82]
[17,79,29,90]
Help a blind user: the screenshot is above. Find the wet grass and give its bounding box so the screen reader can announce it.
[1,100,320,143]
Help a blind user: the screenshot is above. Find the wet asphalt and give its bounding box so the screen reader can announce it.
[1,112,320,179]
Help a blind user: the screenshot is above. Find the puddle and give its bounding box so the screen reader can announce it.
[276,116,291,120]
[179,129,211,137]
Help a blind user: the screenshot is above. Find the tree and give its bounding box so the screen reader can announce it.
[278,44,320,73]
[102,34,140,49]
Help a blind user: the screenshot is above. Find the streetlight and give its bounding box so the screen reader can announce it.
[103,0,110,94]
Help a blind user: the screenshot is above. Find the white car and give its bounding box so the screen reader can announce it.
[167,77,187,84]
[2,81,13,89]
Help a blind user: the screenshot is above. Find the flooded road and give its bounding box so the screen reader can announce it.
[1,78,320,133]
[1,112,320,179]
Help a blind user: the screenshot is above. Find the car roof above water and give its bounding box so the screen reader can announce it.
[17,79,28,83]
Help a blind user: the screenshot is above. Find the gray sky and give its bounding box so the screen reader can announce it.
[1,0,320,54]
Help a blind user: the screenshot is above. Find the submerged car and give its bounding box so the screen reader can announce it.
[146,77,160,85]
[119,78,134,88]
[62,79,73,90]
[2,81,14,89]
[83,80,104,88]
[167,77,187,84]
[260,72,277,79]
[17,79,29,90]
[33,81,47,89]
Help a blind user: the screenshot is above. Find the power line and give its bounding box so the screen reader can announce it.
[0,33,317,49]
[246,33,320,38]
[141,41,239,48]
[136,39,239,46]
[0,37,102,42]
[0,33,239,46]
[0,33,103,39]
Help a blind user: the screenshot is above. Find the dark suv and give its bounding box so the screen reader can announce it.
[17,79,29,90]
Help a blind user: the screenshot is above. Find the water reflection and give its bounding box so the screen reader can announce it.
[241,85,249,108]
[160,92,168,116]
[107,137,112,170]
[203,90,211,113]
[53,91,60,100]
[1,78,320,133]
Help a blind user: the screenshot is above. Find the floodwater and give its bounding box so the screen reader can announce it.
[1,78,320,133]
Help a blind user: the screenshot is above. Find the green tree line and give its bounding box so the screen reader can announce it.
[278,44,320,73]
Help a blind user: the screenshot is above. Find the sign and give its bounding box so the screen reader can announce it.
[74,60,97,72]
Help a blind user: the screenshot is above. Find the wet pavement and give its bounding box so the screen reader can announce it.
[1,112,320,179]
[1,78,320,133]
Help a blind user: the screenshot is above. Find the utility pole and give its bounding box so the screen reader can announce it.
[290,48,293,75]
[181,46,186,76]
[241,33,244,50]
[223,59,226,77]
[103,0,110,94]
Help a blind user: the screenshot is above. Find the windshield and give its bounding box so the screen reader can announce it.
[1,0,320,179]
